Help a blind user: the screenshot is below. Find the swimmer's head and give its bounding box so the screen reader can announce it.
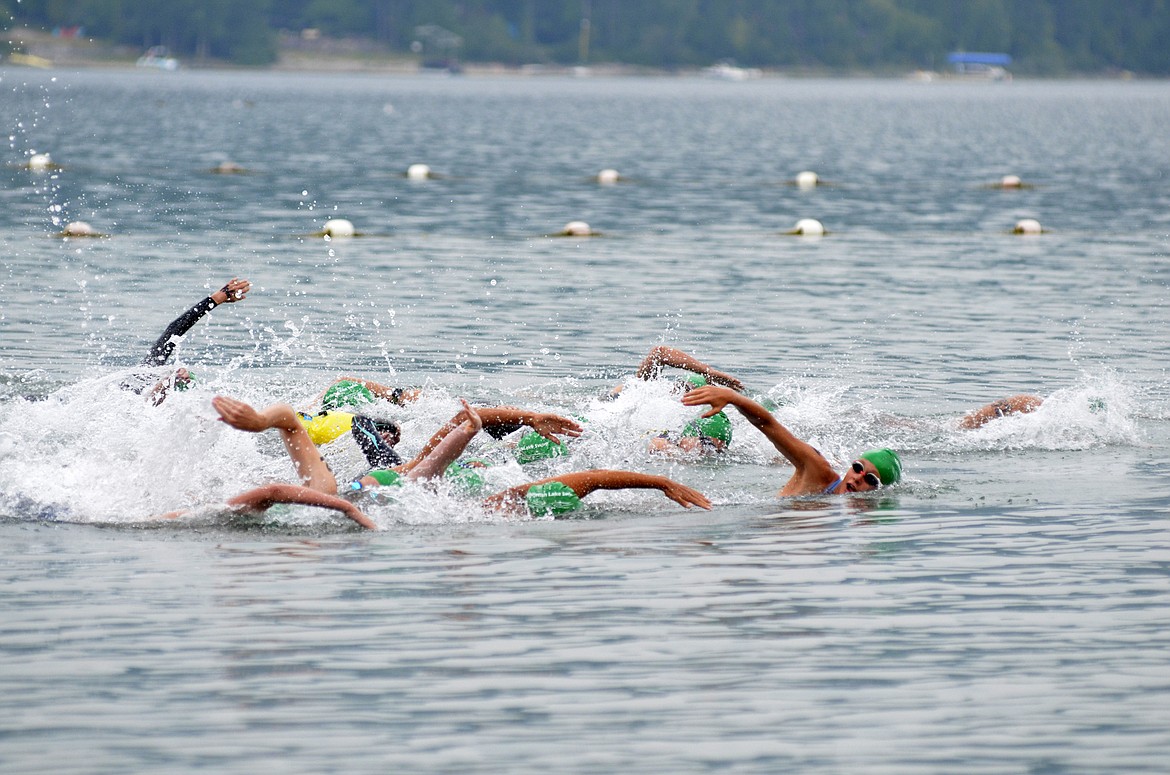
[681,410,732,448]
[445,458,491,495]
[516,432,568,464]
[858,448,902,487]
[675,373,708,393]
[365,469,403,487]
[351,416,402,467]
[323,380,376,411]
[525,481,582,516]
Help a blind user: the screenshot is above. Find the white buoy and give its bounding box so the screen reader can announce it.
[794,170,819,189]
[406,163,431,180]
[322,218,355,237]
[212,160,247,174]
[60,221,100,237]
[597,168,620,184]
[1000,174,1023,188]
[789,218,825,236]
[1013,218,1043,234]
[28,153,53,170]
[561,220,593,236]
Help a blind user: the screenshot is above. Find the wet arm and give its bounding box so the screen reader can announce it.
[475,407,583,442]
[683,386,822,470]
[143,279,249,366]
[403,401,482,481]
[144,296,218,365]
[485,469,710,510]
[225,483,375,529]
[635,345,744,390]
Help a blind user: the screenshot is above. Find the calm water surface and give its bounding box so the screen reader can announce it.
[1,70,1169,773]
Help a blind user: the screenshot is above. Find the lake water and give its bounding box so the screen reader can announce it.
[2,69,1170,773]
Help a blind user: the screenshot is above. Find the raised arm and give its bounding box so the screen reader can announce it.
[483,469,711,512]
[635,346,744,391]
[682,385,825,470]
[212,395,338,494]
[399,400,483,481]
[144,278,251,365]
[224,483,375,529]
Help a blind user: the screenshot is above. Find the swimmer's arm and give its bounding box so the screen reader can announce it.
[143,278,251,366]
[959,394,1043,429]
[225,483,375,529]
[635,346,745,391]
[397,400,483,475]
[402,400,482,480]
[682,385,822,470]
[484,470,711,511]
[475,407,584,443]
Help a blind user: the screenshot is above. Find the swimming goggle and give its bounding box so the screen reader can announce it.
[851,461,881,489]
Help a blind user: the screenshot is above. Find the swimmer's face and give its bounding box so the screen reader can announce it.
[679,435,725,453]
[648,435,725,455]
[379,428,400,447]
[843,460,881,493]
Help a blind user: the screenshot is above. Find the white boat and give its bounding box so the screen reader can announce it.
[136,46,179,71]
[703,61,762,81]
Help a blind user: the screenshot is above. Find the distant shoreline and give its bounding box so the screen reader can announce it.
[0,26,1149,80]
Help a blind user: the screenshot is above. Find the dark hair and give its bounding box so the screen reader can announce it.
[351,416,402,467]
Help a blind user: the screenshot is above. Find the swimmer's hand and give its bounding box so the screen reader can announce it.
[340,502,376,530]
[212,277,251,305]
[212,395,299,433]
[455,398,483,434]
[659,479,712,509]
[680,385,737,417]
[528,412,584,444]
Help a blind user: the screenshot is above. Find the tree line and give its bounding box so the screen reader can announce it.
[5,0,1169,73]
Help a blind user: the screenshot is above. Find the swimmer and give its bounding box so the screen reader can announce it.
[202,398,703,528]
[353,405,712,521]
[313,376,424,411]
[611,346,744,455]
[173,396,488,528]
[959,394,1043,429]
[132,277,252,404]
[159,483,375,529]
[482,469,712,517]
[215,395,582,488]
[682,385,902,496]
[297,409,405,468]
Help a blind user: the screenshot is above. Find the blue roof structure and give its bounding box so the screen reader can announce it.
[947,52,1012,66]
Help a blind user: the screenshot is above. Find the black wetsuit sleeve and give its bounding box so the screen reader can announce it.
[143,296,217,366]
[484,422,523,440]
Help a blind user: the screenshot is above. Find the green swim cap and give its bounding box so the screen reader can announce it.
[322,380,376,411]
[683,374,707,389]
[516,432,568,464]
[681,410,733,445]
[445,458,490,495]
[366,469,403,487]
[859,448,902,486]
[525,481,582,516]
[174,372,196,391]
